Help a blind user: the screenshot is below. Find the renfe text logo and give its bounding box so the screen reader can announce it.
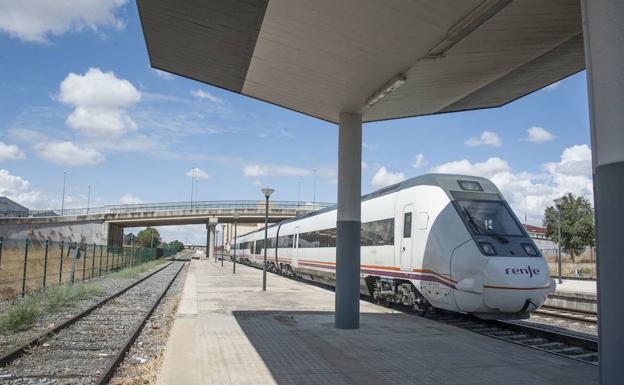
[505,266,540,278]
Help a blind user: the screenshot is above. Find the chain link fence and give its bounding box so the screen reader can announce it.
[0,237,176,299]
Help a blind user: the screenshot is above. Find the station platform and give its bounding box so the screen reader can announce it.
[546,279,598,313]
[156,260,598,385]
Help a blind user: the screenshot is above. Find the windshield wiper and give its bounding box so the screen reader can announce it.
[463,207,509,244]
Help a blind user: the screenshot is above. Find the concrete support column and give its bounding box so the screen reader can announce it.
[335,112,362,329]
[581,1,624,382]
[206,224,216,260]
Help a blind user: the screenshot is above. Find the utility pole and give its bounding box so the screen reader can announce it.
[190,167,195,208]
[87,185,91,214]
[312,168,317,210]
[61,171,67,215]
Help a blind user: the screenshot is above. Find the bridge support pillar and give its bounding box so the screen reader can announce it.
[206,218,218,260]
[105,223,123,247]
[335,112,362,330]
[582,1,624,383]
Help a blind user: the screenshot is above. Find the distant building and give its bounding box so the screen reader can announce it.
[0,197,29,217]
[523,224,547,239]
[124,233,137,245]
[523,223,557,257]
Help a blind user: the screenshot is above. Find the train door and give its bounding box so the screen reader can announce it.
[400,205,414,271]
[292,226,300,267]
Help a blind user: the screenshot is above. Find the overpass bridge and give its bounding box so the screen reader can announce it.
[0,200,333,253]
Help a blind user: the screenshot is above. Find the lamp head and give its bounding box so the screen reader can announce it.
[261,188,274,198]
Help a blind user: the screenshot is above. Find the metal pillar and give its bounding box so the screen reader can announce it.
[582,1,624,383]
[335,112,362,329]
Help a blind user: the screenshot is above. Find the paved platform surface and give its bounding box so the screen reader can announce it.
[156,260,598,385]
[555,279,596,295]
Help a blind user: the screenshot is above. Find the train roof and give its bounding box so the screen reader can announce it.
[234,173,498,239]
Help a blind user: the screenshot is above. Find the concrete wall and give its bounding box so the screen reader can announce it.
[0,218,111,245]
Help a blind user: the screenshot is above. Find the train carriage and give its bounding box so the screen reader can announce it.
[232,174,555,319]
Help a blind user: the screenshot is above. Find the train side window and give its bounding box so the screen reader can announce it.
[403,212,412,238]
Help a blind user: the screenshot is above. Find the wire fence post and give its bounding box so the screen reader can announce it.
[105,245,110,273]
[99,245,103,276]
[91,243,96,278]
[43,240,49,289]
[59,240,64,285]
[0,236,3,266]
[22,238,30,297]
[82,245,87,282]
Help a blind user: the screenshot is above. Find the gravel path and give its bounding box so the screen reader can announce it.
[0,261,184,384]
[0,261,170,356]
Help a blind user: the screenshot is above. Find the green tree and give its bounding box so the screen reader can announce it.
[543,193,595,262]
[168,240,184,252]
[136,227,161,248]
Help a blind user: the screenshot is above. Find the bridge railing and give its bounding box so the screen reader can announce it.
[0,200,334,218]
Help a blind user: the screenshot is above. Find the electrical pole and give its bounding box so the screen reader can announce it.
[61,171,67,216]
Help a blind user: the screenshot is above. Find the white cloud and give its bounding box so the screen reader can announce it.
[190,89,222,103]
[120,193,142,205]
[244,164,311,177]
[430,157,510,178]
[545,81,561,91]
[412,153,426,169]
[371,166,405,189]
[185,168,210,180]
[0,142,26,161]
[429,144,594,225]
[465,131,502,147]
[59,67,141,137]
[0,169,49,209]
[252,179,262,186]
[0,0,128,43]
[153,68,174,80]
[35,141,104,165]
[525,126,555,143]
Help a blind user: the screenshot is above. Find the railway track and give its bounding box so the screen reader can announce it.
[0,260,185,384]
[232,257,600,366]
[426,313,598,365]
[533,304,598,324]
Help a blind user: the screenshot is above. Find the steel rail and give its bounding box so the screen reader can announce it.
[95,261,185,385]
[0,261,175,367]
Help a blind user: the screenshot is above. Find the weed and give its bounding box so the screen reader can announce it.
[0,299,42,332]
[110,259,168,280]
[44,283,103,312]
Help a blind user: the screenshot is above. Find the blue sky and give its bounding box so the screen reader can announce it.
[0,2,593,243]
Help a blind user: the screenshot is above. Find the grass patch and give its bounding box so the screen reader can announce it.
[110,259,168,280]
[44,283,103,312]
[0,299,42,332]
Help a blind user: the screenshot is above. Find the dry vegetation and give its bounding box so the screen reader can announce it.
[0,243,127,299]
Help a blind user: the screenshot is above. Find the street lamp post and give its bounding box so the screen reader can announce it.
[233,214,238,274]
[190,167,196,209]
[554,197,564,284]
[312,168,317,210]
[61,171,67,216]
[87,185,91,214]
[261,188,274,291]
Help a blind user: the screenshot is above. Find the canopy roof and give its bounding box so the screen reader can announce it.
[137,0,584,123]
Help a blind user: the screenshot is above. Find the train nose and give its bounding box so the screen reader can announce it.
[482,257,555,313]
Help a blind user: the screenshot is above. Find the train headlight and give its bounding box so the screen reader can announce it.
[458,180,483,191]
[478,241,497,256]
[522,243,539,256]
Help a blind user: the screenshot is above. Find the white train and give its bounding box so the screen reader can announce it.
[232,174,555,319]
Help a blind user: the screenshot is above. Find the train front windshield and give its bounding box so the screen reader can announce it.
[456,200,524,237]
